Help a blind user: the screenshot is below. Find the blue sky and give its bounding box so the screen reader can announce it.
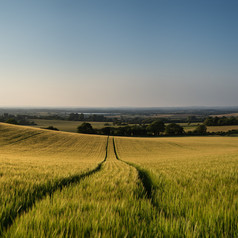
[0,0,237,107]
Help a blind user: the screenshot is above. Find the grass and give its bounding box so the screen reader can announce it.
[1,123,238,236]
[114,136,238,236]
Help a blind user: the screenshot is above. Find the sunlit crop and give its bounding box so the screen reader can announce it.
[0,123,107,235]
[1,123,238,237]
[115,136,238,236]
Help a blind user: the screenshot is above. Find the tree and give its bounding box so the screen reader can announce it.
[68,113,80,121]
[101,127,111,135]
[5,118,18,125]
[113,126,132,136]
[77,123,95,134]
[131,125,147,136]
[193,124,207,135]
[146,120,165,136]
[165,123,184,135]
[79,113,84,121]
[187,116,197,125]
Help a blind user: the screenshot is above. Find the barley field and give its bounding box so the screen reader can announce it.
[1,122,238,237]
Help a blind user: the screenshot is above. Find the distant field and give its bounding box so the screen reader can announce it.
[32,119,114,132]
[212,113,238,117]
[31,119,238,135]
[1,123,237,236]
[179,123,238,133]
[207,125,238,132]
[177,122,199,132]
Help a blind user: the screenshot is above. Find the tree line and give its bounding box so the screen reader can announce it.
[204,116,238,126]
[77,120,208,137]
[0,113,36,125]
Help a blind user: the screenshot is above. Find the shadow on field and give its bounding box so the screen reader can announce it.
[1,137,109,235]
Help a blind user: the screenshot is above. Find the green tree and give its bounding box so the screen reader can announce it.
[45,126,59,131]
[5,118,18,125]
[187,116,197,125]
[193,124,207,135]
[146,120,165,136]
[165,123,184,135]
[101,127,111,135]
[77,123,95,134]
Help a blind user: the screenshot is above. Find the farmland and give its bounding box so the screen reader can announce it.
[0,123,107,235]
[30,119,238,135]
[115,136,238,236]
[173,123,238,133]
[0,123,238,236]
[32,119,113,133]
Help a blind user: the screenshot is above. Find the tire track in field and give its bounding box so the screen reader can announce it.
[5,137,141,237]
[113,137,155,199]
[113,137,172,218]
[1,137,109,236]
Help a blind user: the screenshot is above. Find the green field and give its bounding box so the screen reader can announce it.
[32,119,114,132]
[0,123,238,237]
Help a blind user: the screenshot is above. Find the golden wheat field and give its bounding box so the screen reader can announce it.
[0,123,107,236]
[115,136,238,236]
[0,122,238,237]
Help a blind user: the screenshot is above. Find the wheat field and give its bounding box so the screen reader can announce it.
[0,123,107,235]
[115,136,238,236]
[1,123,238,237]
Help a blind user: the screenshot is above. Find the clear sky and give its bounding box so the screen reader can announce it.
[0,0,237,107]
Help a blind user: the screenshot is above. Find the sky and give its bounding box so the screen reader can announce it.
[0,0,237,107]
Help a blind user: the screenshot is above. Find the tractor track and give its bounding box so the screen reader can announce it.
[112,137,156,200]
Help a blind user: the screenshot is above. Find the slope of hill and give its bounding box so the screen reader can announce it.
[0,123,107,234]
[1,123,238,236]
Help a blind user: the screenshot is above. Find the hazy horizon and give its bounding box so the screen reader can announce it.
[1,0,237,107]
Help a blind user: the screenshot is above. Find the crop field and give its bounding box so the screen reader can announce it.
[115,136,238,236]
[0,123,107,236]
[207,125,238,133]
[32,119,114,133]
[0,123,238,237]
[178,123,238,133]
